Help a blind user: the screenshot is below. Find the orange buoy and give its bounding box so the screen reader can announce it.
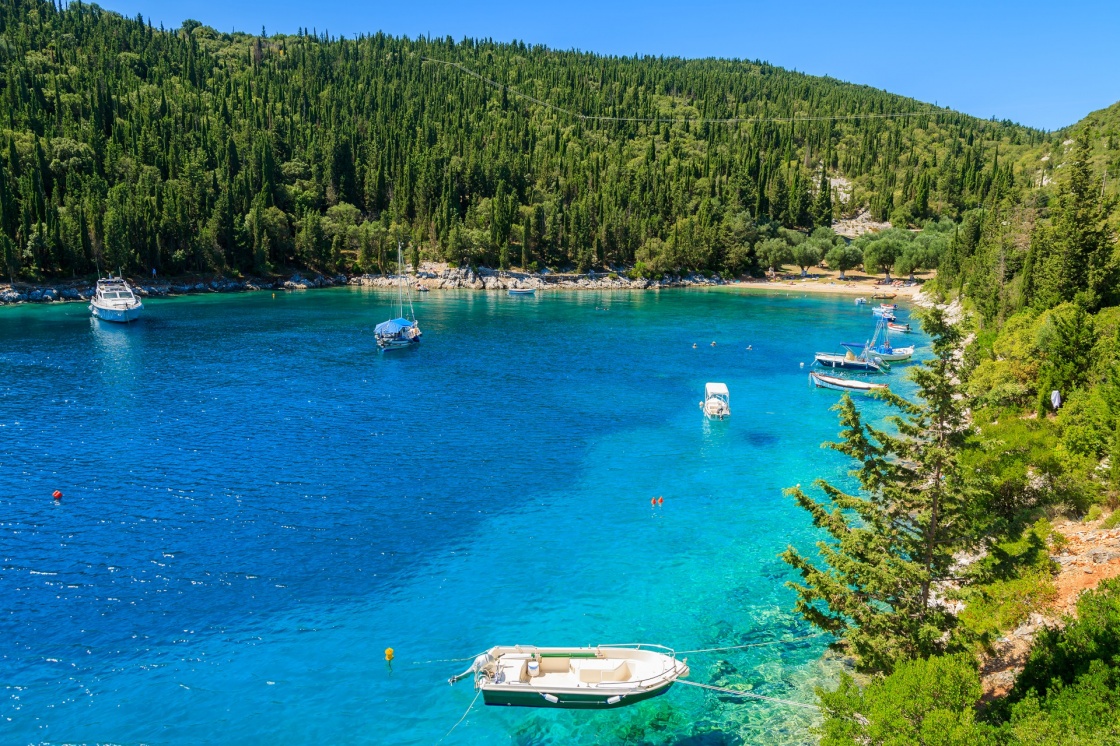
[650,497,656,506]
[657,496,664,505]
[52,490,63,500]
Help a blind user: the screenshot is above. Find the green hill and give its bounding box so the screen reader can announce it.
[0,0,1065,280]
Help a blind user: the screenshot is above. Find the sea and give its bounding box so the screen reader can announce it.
[0,287,927,745]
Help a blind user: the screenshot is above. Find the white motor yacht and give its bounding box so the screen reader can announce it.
[89,277,143,322]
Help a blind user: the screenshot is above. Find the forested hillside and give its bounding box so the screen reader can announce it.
[781,65,1120,746]
[0,0,1043,280]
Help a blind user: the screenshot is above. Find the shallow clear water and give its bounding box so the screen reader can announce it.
[1,288,926,744]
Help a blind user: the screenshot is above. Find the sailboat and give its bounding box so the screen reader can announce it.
[374,243,422,351]
[842,318,914,363]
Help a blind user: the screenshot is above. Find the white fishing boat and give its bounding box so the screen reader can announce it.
[375,243,421,351]
[450,644,689,710]
[814,350,888,372]
[809,371,889,394]
[887,322,911,333]
[842,319,914,362]
[699,382,731,420]
[508,288,536,296]
[854,297,867,305]
[89,276,143,323]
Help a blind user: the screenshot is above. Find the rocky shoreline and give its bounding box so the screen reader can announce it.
[0,265,734,306]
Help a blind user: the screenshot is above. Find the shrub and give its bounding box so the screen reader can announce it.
[817,655,994,746]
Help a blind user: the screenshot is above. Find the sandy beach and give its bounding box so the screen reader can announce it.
[719,269,931,299]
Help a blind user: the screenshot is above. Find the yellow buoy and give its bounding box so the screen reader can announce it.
[384,647,394,662]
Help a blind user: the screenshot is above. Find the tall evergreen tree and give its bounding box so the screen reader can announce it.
[782,308,976,673]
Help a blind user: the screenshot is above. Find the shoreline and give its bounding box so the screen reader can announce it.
[1,265,929,307]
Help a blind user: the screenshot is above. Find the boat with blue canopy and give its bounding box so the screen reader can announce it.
[375,243,422,351]
[842,318,914,362]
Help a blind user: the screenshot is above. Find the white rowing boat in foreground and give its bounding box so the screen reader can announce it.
[450,644,689,709]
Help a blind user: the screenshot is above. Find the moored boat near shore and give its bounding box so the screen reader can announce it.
[450,645,689,710]
[89,277,143,323]
[814,350,888,372]
[375,243,422,351]
[809,371,889,394]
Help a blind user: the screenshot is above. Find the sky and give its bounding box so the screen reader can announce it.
[96,0,1120,132]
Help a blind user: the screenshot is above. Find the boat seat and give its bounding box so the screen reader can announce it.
[538,656,572,674]
[577,660,631,683]
[499,659,527,683]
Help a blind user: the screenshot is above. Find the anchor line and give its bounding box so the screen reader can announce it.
[420,57,940,126]
[410,650,489,666]
[675,679,820,710]
[438,687,483,743]
[675,633,828,654]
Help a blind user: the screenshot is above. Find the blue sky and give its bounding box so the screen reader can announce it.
[98,0,1119,131]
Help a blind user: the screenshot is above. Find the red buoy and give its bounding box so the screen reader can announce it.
[657,496,664,505]
[52,490,63,500]
[650,497,656,506]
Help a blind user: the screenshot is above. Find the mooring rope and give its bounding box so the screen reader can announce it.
[676,679,820,710]
[676,633,827,654]
[410,650,487,666]
[438,687,483,743]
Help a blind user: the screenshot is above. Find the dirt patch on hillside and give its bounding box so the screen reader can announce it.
[979,519,1120,698]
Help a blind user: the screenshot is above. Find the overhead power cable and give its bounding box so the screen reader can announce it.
[421,56,940,125]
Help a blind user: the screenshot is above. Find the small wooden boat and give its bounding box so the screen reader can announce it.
[508,288,536,296]
[810,371,889,394]
[416,284,429,293]
[878,303,898,311]
[450,645,689,710]
[887,322,911,333]
[699,382,731,420]
[871,292,896,300]
[814,350,887,372]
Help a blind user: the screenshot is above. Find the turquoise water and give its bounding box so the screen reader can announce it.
[1,288,926,744]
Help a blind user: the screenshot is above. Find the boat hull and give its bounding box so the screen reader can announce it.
[482,680,675,709]
[508,288,536,296]
[814,354,884,372]
[869,346,914,362]
[376,336,421,351]
[810,372,888,394]
[90,302,143,323]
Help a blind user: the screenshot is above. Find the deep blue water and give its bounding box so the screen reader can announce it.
[1,288,926,744]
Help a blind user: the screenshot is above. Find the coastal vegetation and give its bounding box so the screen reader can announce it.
[784,106,1120,743]
[0,0,1047,283]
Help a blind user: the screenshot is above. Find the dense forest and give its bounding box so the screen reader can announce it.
[783,99,1120,744]
[0,0,1048,281]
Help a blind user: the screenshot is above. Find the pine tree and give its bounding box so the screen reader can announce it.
[782,308,976,672]
[1024,138,1117,310]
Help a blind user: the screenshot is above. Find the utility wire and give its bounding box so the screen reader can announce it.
[421,56,940,126]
